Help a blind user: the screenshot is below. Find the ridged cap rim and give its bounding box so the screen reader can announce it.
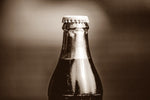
[62,15,89,23]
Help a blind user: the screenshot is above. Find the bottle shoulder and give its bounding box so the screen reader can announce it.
[49,58,103,95]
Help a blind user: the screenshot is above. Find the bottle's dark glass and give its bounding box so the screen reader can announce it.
[48,19,103,100]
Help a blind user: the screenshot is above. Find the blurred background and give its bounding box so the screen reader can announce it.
[0,0,150,100]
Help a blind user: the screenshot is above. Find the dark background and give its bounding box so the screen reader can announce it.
[0,0,150,100]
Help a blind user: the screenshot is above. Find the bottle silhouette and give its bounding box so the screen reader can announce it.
[48,16,103,100]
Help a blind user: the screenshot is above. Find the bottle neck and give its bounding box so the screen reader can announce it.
[60,23,91,59]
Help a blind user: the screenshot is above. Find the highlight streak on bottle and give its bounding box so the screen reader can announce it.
[69,28,88,59]
[71,59,96,94]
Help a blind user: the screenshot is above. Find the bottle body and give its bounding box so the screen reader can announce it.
[48,58,102,100]
[48,17,103,100]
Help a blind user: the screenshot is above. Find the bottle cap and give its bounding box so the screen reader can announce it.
[62,15,89,23]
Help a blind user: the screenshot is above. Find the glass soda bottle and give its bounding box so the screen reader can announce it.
[48,16,103,100]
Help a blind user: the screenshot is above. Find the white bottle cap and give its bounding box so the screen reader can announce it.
[62,15,89,23]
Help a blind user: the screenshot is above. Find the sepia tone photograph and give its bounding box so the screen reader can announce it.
[0,0,150,100]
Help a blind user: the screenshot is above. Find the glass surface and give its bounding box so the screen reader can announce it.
[48,22,103,100]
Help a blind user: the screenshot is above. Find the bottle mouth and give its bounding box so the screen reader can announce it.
[62,23,89,30]
[62,15,89,23]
